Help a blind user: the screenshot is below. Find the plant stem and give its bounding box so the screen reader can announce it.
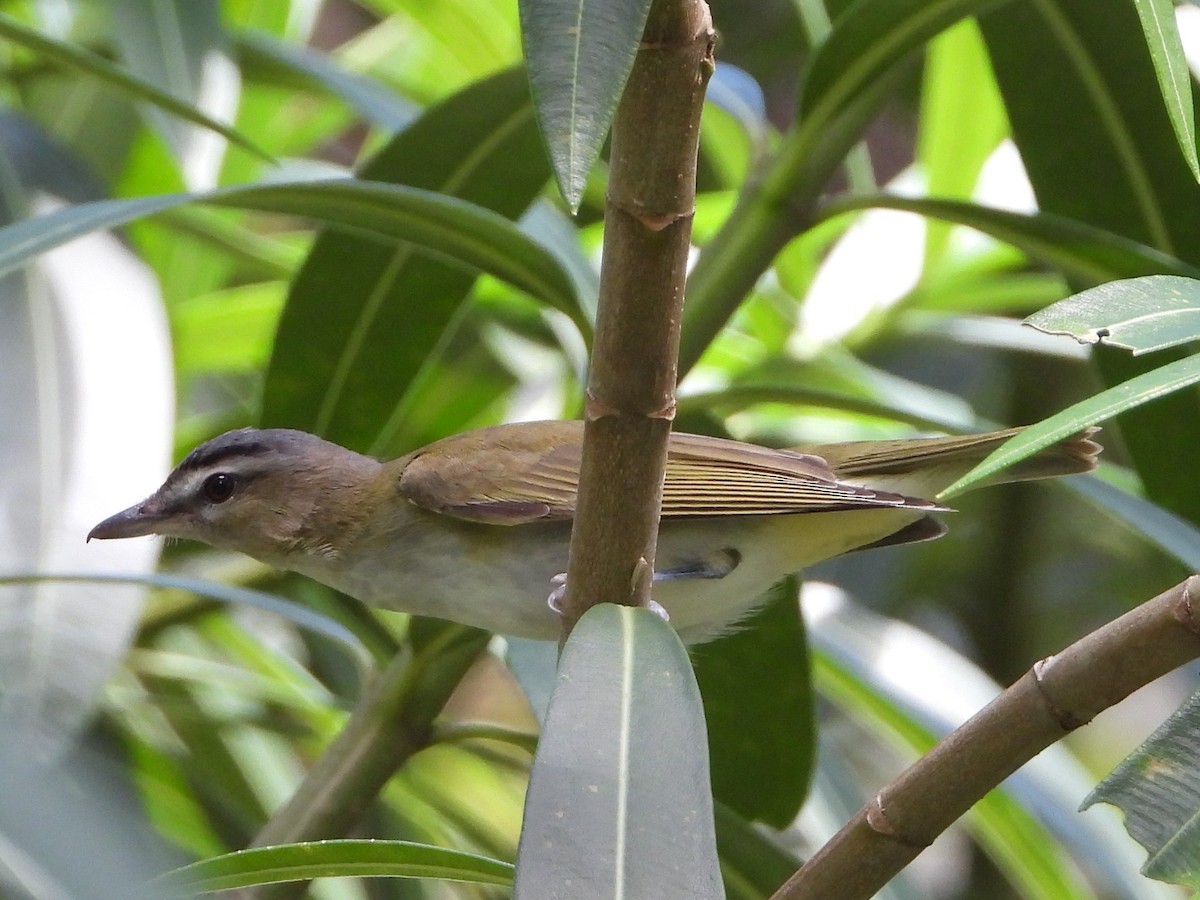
[558,0,715,640]
[773,575,1200,899]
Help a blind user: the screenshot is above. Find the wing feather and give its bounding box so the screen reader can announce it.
[397,421,941,525]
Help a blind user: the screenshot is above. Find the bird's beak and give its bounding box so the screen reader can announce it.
[88,500,169,541]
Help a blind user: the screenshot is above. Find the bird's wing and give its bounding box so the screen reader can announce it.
[397,421,941,526]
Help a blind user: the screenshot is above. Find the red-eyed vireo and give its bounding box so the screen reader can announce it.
[89,421,1098,643]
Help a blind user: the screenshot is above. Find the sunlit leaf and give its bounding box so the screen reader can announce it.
[1026,275,1200,355]
[236,30,419,130]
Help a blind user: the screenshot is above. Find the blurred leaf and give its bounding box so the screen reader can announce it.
[208,181,580,316]
[106,0,240,188]
[0,737,175,900]
[260,68,554,453]
[1066,475,1200,572]
[798,0,992,123]
[917,18,1006,270]
[821,196,1200,283]
[0,122,172,747]
[0,572,369,665]
[1131,0,1198,181]
[1083,688,1200,890]
[162,839,514,893]
[693,577,814,828]
[941,353,1200,497]
[173,281,284,374]
[236,30,419,131]
[1026,275,1200,355]
[713,803,798,899]
[706,63,768,147]
[0,10,268,162]
[513,605,721,898]
[517,0,654,209]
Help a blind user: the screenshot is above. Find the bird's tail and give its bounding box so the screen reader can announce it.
[806,427,1101,497]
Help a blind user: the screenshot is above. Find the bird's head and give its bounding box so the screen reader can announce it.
[89,428,383,566]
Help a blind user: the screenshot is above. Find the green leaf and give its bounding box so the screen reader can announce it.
[1066,475,1200,572]
[106,0,235,182]
[161,840,514,893]
[821,196,1200,284]
[0,181,576,319]
[1026,275,1200,355]
[713,803,799,899]
[918,18,1007,270]
[799,0,995,123]
[0,572,369,665]
[1083,688,1200,890]
[1131,0,1199,182]
[236,30,419,130]
[0,11,269,162]
[940,353,1200,498]
[210,181,578,314]
[982,0,1200,522]
[518,0,654,210]
[259,68,555,453]
[693,578,814,829]
[513,604,721,898]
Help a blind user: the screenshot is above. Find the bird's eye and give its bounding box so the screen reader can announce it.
[201,472,238,503]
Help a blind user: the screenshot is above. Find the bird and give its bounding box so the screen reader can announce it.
[89,421,1099,643]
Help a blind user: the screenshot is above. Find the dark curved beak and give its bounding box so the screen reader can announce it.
[88,500,168,541]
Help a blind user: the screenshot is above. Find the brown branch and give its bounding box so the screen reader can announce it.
[774,575,1200,900]
[558,0,715,641]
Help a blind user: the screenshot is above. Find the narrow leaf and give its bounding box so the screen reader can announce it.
[799,0,995,123]
[513,604,721,898]
[822,195,1200,284]
[940,353,1200,497]
[1131,0,1199,181]
[162,840,514,893]
[518,0,654,209]
[0,11,269,161]
[0,182,577,328]
[1026,275,1200,355]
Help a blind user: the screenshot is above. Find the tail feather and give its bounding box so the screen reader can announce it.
[805,427,1101,496]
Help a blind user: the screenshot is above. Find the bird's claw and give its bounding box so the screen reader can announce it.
[547,572,568,615]
[547,573,670,622]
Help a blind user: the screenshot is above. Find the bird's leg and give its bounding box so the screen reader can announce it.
[546,549,741,623]
[653,548,741,582]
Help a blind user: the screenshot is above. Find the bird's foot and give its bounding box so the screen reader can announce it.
[546,572,671,622]
[547,572,568,616]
